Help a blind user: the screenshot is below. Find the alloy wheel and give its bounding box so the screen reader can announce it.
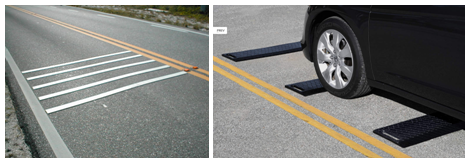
[316,29,354,89]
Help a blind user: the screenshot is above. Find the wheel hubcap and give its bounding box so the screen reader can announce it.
[316,29,354,89]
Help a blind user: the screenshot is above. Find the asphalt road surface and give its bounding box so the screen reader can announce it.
[213,5,464,158]
[5,5,208,158]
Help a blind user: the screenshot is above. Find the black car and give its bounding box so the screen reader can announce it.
[300,5,464,121]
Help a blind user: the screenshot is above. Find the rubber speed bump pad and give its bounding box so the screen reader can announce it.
[373,114,464,148]
[222,42,302,62]
[285,79,326,96]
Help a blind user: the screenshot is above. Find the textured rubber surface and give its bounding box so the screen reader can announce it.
[222,42,302,62]
[373,114,463,148]
[285,79,326,96]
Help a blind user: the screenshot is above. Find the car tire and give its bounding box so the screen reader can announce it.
[312,16,370,99]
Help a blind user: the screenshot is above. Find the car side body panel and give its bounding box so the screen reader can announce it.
[369,5,465,113]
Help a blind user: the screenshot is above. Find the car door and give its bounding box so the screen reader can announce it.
[368,5,464,113]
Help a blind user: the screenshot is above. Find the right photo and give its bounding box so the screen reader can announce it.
[213,5,464,158]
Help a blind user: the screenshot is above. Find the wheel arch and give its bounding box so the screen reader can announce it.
[303,10,345,62]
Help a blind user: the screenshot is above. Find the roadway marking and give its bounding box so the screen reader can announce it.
[38,65,170,100]
[151,24,189,33]
[45,71,187,114]
[26,55,142,80]
[68,9,78,12]
[6,47,74,158]
[9,6,209,81]
[33,60,155,89]
[64,6,209,37]
[214,65,381,158]
[22,51,131,74]
[214,56,411,158]
[97,14,115,19]
[151,24,209,37]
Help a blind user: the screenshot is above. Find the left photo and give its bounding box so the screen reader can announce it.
[5,5,209,158]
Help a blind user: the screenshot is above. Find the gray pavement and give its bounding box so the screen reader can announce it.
[5,5,208,158]
[213,5,464,158]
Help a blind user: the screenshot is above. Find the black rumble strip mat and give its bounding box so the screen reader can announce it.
[222,42,302,62]
[373,114,464,148]
[284,79,326,96]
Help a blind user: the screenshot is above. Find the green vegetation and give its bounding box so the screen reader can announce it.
[69,5,208,30]
[70,5,208,23]
[125,5,208,23]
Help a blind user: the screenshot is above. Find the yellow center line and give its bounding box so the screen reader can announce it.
[214,65,381,158]
[214,56,411,158]
[8,5,209,81]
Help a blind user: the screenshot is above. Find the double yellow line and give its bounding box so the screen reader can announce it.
[214,56,411,158]
[8,5,209,81]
